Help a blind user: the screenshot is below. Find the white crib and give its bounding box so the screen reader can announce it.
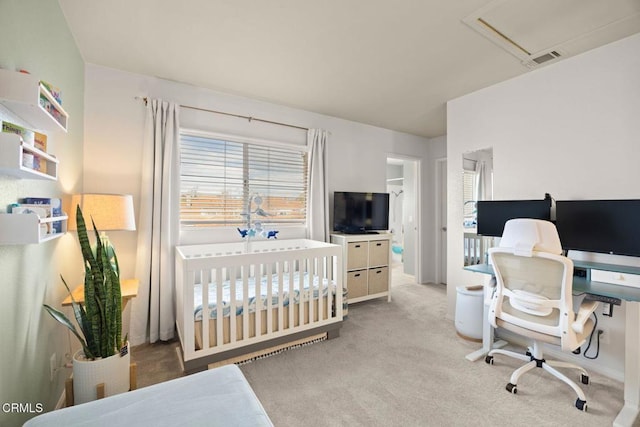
[175,239,344,373]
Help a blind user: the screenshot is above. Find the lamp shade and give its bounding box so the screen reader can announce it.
[68,194,136,231]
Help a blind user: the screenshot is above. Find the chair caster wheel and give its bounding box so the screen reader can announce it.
[580,374,589,385]
[576,398,587,411]
[506,383,517,394]
[485,355,494,365]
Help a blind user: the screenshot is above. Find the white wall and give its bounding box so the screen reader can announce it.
[447,33,640,381]
[83,64,444,345]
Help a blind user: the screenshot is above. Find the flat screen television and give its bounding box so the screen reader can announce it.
[555,199,640,257]
[333,192,389,234]
[476,199,552,237]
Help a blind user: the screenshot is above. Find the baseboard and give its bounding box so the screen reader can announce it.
[54,388,66,410]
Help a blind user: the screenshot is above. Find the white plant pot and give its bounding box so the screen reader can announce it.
[72,343,130,405]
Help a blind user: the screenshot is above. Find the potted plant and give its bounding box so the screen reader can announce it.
[44,205,130,404]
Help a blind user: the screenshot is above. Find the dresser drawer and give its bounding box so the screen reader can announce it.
[347,270,368,299]
[369,240,389,267]
[347,241,369,270]
[368,267,389,294]
[591,269,640,288]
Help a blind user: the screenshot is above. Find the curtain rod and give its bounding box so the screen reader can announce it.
[136,96,308,131]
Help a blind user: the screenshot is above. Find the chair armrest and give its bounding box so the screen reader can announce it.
[572,300,599,334]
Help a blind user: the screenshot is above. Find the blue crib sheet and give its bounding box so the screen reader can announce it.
[193,272,346,320]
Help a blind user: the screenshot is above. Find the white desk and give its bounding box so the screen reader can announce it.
[464,261,640,427]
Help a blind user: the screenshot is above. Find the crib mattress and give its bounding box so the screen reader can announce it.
[194,272,342,321]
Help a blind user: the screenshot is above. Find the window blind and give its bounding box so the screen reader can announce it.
[180,133,308,227]
[463,170,476,218]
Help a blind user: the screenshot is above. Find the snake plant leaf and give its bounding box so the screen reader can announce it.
[43,304,92,358]
[60,275,96,359]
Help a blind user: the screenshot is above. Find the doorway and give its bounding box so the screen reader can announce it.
[386,156,420,284]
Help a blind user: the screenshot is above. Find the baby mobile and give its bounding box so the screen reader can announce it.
[237,194,279,240]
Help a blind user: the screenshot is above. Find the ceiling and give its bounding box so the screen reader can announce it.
[58,0,640,138]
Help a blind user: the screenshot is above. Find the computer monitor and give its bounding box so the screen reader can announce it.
[476,199,552,237]
[555,199,640,257]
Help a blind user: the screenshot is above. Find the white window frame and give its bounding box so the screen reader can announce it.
[178,129,310,245]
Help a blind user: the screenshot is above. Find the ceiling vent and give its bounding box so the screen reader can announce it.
[525,50,563,68]
[463,0,640,70]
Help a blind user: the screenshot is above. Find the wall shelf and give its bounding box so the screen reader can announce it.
[0,133,58,180]
[0,212,68,245]
[0,69,68,132]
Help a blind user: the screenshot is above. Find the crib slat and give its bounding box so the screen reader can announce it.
[277,261,284,332]
[305,258,316,323]
[266,262,273,334]
[242,265,250,341]
[288,259,294,329]
[314,257,322,322]
[201,269,211,349]
[298,258,304,327]
[229,266,237,344]
[185,269,196,355]
[335,253,344,320]
[255,263,262,338]
[215,267,223,349]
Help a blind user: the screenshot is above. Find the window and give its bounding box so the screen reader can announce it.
[463,170,477,226]
[180,132,308,228]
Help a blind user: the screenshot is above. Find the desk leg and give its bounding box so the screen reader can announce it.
[614,301,640,427]
[465,281,507,362]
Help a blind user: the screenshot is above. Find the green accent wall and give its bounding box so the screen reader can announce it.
[0,1,84,425]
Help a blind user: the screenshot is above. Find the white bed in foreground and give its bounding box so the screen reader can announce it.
[176,239,344,373]
[24,365,272,426]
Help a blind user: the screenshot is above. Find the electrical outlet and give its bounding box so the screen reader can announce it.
[49,353,56,381]
[598,328,610,345]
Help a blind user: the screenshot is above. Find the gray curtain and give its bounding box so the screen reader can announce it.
[131,99,180,344]
[475,160,486,202]
[307,129,329,241]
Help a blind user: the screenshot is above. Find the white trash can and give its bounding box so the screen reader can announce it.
[455,285,484,341]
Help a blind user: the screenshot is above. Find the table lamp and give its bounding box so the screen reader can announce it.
[68,193,136,250]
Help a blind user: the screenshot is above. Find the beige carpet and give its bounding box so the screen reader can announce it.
[239,281,626,426]
[133,270,627,426]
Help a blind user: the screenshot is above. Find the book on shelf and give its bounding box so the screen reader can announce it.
[32,155,47,174]
[2,120,35,145]
[1,121,47,153]
[20,198,63,233]
[40,81,62,105]
[11,203,53,235]
[34,131,47,152]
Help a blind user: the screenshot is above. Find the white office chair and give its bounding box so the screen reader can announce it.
[484,219,599,411]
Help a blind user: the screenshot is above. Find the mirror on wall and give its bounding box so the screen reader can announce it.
[462,148,493,266]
